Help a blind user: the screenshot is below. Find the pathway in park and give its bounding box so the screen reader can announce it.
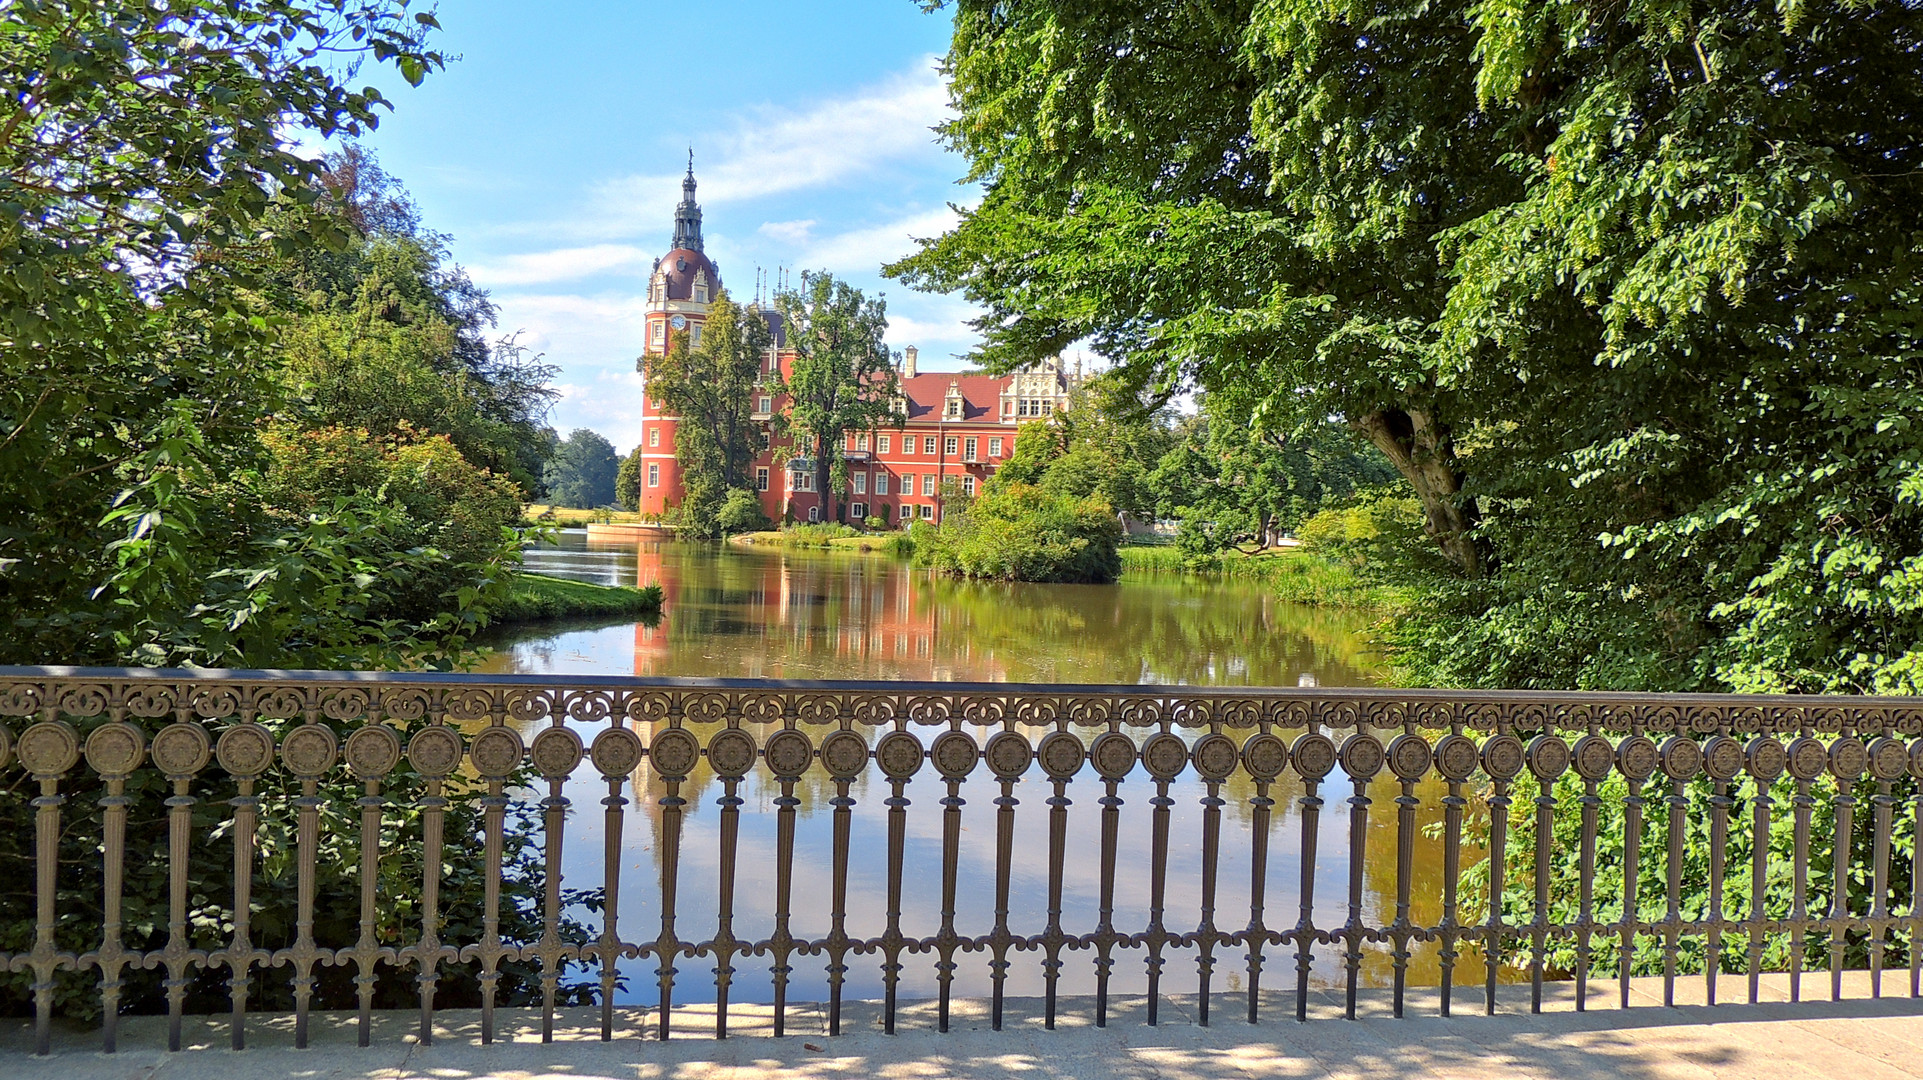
[7,976,1922,1079]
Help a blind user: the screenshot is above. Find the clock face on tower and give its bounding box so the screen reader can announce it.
[670,315,687,330]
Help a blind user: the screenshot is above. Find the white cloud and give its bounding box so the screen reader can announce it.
[587,57,950,237]
[467,244,652,287]
[758,218,816,245]
[795,206,961,275]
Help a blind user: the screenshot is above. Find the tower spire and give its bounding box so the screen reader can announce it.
[672,151,704,252]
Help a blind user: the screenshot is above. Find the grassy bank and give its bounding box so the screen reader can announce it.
[1119,545,1406,609]
[522,504,656,527]
[731,525,914,555]
[487,573,663,623]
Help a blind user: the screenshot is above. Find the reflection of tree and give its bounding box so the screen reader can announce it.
[609,543,1384,685]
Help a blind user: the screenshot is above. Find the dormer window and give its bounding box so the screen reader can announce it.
[651,277,665,303]
[692,272,709,303]
[945,398,963,419]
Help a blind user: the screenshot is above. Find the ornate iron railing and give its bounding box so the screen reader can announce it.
[1,666,1920,1056]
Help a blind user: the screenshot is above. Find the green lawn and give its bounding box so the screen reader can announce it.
[488,573,663,623]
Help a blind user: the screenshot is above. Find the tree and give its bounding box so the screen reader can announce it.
[1150,390,1398,557]
[1,0,450,667]
[894,0,1923,693]
[614,449,643,512]
[773,272,902,523]
[914,483,1123,584]
[640,290,770,493]
[543,430,619,509]
[271,147,559,494]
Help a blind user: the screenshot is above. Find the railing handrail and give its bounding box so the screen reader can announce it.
[2,665,1916,714]
[1,665,1918,1059]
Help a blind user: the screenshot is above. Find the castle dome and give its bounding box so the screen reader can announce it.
[653,247,721,302]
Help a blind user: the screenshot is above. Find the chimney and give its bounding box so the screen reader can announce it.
[903,345,918,379]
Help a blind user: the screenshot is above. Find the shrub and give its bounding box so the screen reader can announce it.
[714,487,771,534]
[1295,487,1426,570]
[914,483,1123,583]
[257,424,523,622]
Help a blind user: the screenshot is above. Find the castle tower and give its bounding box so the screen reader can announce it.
[642,157,722,359]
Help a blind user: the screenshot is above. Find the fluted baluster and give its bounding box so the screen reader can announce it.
[80,720,144,1052]
[1289,729,1335,1022]
[460,724,525,1045]
[526,725,584,1042]
[273,720,338,1047]
[144,720,210,1052]
[14,718,79,1057]
[209,721,274,1050]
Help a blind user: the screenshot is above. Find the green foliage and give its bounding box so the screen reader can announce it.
[257,424,523,622]
[487,573,663,624]
[1118,545,1398,609]
[714,487,772,535]
[914,483,1123,583]
[641,290,770,498]
[1466,771,1919,978]
[1151,389,1399,558]
[778,523,863,548]
[542,429,619,510]
[772,272,902,521]
[270,147,557,496]
[895,0,1923,694]
[614,448,642,512]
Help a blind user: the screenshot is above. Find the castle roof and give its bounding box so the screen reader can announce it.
[900,374,1007,422]
[653,247,720,302]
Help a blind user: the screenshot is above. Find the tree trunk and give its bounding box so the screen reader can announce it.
[1355,407,1484,578]
[814,432,834,523]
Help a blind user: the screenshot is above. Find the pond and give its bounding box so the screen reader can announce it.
[474,532,1501,1008]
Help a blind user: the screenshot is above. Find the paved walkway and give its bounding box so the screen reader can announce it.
[5,975,1923,1079]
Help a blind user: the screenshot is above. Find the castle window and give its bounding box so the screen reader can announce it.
[963,437,977,462]
[878,435,890,453]
[648,428,659,447]
[921,474,936,497]
[758,395,772,414]
[875,473,889,495]
[944,436,959,457]
[851,502,867,519]
[919,504,934,519]
[694,283,708,303]
[857,433,870,451]
[989,437,1003,457]
[691,325,702,345]
[962,476,976,496]
[808,506,820,523]
[647,464,660,487]
[945,398,962,419]
[756,467,769,491]
[853,473,867,495]
[923,436,937,455]
[652,322,665,344]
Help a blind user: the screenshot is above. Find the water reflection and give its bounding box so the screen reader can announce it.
[489,534,1382,686]
[475,535,1506,1005]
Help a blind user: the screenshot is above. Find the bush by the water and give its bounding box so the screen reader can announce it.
[486,573,663,623]
[913,484,1123,583]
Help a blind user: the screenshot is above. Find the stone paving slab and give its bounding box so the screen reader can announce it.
[3,975,1921,1079]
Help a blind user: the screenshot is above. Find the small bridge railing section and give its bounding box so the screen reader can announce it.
[1,667,1920,1056]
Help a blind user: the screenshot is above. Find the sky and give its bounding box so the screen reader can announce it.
[345,0,981,452]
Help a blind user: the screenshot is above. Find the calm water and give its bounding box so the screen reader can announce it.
[474,532,1499,1006]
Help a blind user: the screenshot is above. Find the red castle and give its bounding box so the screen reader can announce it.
[632,162,1083,525]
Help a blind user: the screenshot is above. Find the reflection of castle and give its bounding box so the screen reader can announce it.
[632,161,1083,526]
[629,548,1006,681]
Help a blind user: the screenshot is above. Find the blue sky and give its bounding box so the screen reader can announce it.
[347,0,980,452]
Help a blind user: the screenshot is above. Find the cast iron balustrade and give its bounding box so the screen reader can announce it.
[2,666,1921,1056]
